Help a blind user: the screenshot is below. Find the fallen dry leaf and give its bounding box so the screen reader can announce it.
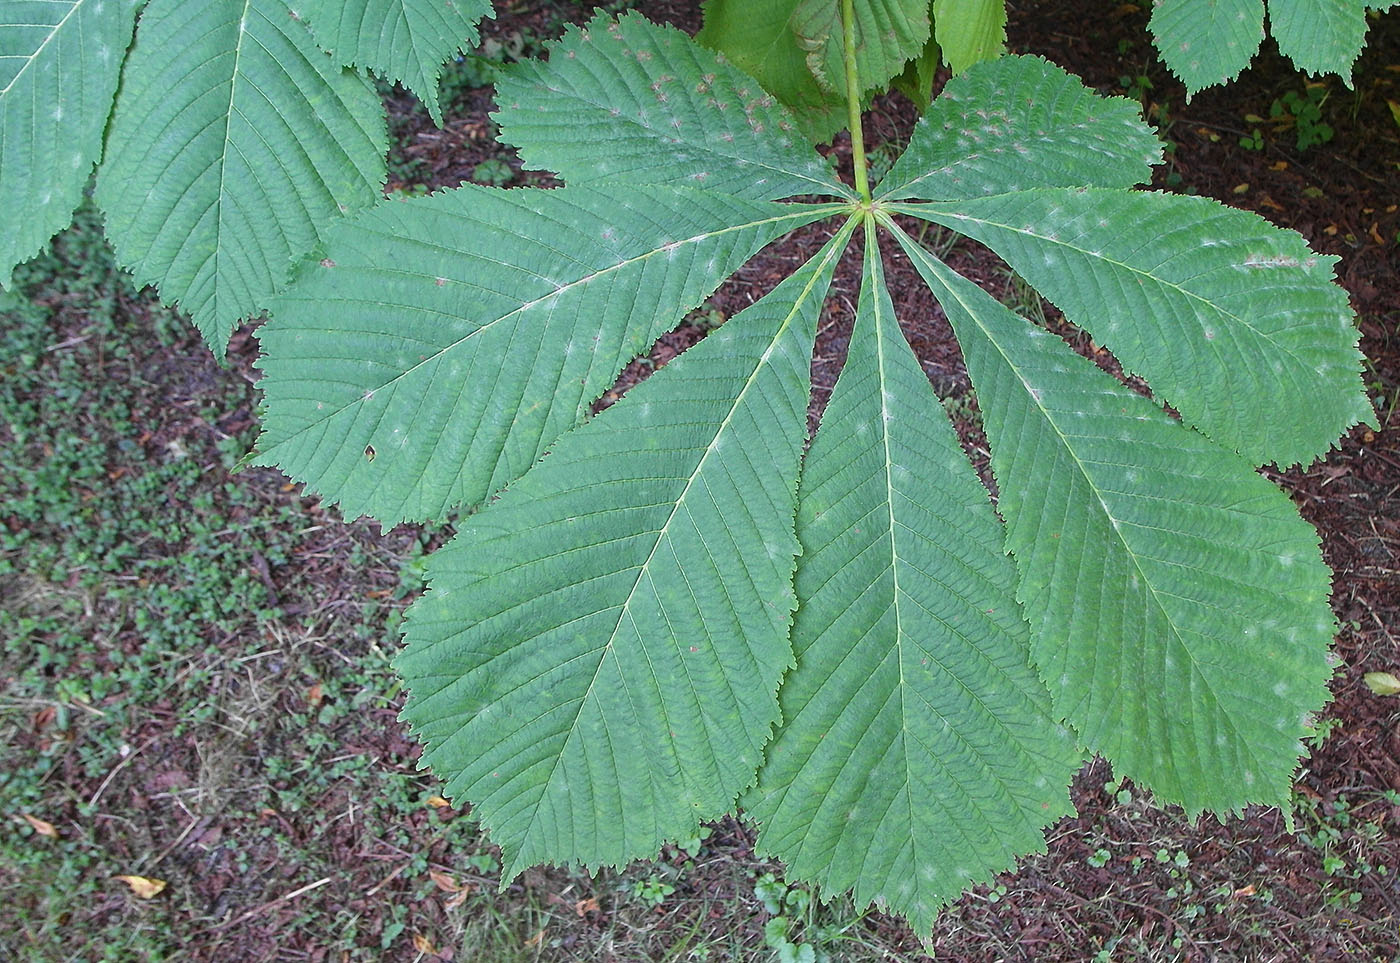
[1364,672,1400,696]
[21,814,58,838]
[425,795,451,809]
[1233,884,1256,898]
[412,933,436,955]
[429,869,461,893]
[524,928,546,948]
[574,897,600,916]
[114,875,167,899]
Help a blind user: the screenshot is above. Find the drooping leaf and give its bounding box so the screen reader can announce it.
[397,227,850,877]
[96,0,388,351]
[298,0,494,125]
[0,0,140,286]
[931,0,1006,74]
[901,188,1372,466]
[1149,0,1264,95]
[494,11,849,200]
[899,232,1335,815]
[696,0,843,142]
[877,55,1163,202]
[255,184,838,525]
[890,30,942,111]
[696,0,929,142]
[792,0,930,95]
[1270,0,1370,82]
[748,224,1078,933]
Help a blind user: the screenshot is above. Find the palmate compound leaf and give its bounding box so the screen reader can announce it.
[493,11,851,201]
[746,223,1080,933]
[396,224,853,877]
[876,55,1164,202]
[895,227,1335,814]
[251,18,1363,933]
[96,0,388,352]
[297,0,494,126]
[254,184,840,525]
[0,0,140,286]
[901,189,1373,467]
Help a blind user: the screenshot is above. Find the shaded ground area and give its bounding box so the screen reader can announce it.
[2,1,1398,961]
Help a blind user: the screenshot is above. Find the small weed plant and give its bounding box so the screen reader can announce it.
[0,0,1385,937]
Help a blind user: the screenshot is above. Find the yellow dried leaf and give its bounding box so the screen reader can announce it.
[114,875,167,899]
[412,933,436,954]
[1364,672,1400,696]
[574,897,600,916]
[524,928,546,948]
[21,814,58,838]
[426,795,451,808]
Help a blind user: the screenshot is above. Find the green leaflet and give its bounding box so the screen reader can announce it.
[900,188,1372,466]
[397,225,850,877]
[876,55,1163,202]
[96,0,388,352]
[748,223,1078,933]
[695,0,928,142]
[0,0,140,286]
[1149,0,1264,94]
[1148,0,1389,90]
[255,184,838,525]
[1270,0,1370,81]
[494,11,849,200]
[898,229,1335,815]
[931,0,1006,75]
[791,0,929,96]
[299,0,494,125]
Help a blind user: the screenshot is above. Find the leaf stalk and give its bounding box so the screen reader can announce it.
[841,0,872,203]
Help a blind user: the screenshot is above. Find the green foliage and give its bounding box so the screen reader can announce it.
[0,0,1377,940]
[298,0,495,125]
[0,0,491,351]
[1271,84,1336,150]
[0,0,141,287]
[1149,0,1395,95]
[696,0,1005,142]
[246,11,1370,934]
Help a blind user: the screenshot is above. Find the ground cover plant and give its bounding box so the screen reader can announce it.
[3,0,1397,955]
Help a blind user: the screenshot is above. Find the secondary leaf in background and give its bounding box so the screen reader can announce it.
[931,0,1007,74]
[1149,0,1264,95]
[96,0,388,351]
[255,185,835,525]
[792,0,929,96]
[494,12,849,200]
[877,55,1162,202]
[0,0,140,286]
[298,0,494,126]
[904,188,1372,466]
[397,228,849,877]
[696,0,929,143]
[749,225,1078,932]
[697,0,845,142]
[901,235,1335,816]
[1270,0,1370,82]
[1148,0,1393,91]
